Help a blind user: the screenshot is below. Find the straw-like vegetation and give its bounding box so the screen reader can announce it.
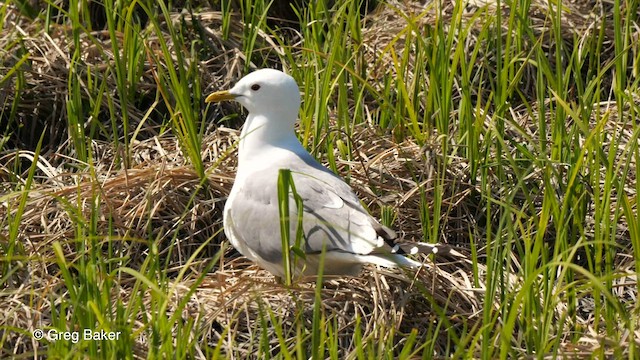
[1,0,639,358]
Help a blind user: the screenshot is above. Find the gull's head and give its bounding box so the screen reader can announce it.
[206,69,300,118]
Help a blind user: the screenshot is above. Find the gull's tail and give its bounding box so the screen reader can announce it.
[369,218,466,269]
[359,244,465,270]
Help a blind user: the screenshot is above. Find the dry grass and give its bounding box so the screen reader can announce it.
[1,121,483,356]
[2,120,636,355]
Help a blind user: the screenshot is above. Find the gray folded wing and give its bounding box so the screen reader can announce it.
[225,153,393,264]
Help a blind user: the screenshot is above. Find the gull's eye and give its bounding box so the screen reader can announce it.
[251,84,261,91]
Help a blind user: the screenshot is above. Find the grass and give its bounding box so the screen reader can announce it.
[1,0,639,358]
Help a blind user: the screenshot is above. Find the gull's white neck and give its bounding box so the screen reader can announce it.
[237,110,304,171]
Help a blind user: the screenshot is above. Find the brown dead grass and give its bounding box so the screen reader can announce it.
[1,120,483,356]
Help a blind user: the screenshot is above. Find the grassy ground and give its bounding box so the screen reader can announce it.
[1,0,639,358]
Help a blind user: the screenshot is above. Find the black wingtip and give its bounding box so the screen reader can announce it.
[392,241,466,258]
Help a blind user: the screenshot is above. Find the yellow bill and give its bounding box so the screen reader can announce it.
[205,90,237,103]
